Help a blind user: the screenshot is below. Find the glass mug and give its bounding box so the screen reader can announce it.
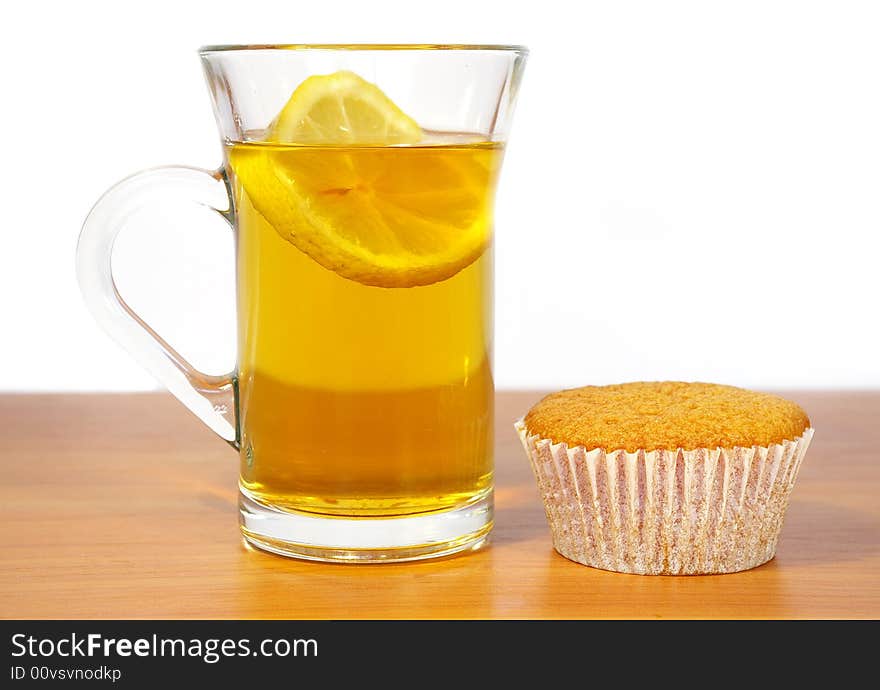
[77,45,527,562]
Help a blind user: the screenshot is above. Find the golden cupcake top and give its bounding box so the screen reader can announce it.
[522,381,810,452]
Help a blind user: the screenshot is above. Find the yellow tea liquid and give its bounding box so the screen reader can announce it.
[228,139,503,517]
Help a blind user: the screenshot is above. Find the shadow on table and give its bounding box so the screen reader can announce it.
[490,484,550,546]
[776,498,880,567]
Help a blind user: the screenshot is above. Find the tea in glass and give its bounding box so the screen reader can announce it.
[230,138,504,518]
[77,46,526,562]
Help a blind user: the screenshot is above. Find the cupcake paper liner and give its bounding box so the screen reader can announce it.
[515,420,813,575]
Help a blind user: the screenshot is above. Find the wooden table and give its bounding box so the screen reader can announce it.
[1,391,877,619]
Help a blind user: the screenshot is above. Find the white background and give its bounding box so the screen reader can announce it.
[2,0,878,392]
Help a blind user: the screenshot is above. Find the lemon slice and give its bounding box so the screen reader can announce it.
[229,71,496,288]
[269,70,422,145]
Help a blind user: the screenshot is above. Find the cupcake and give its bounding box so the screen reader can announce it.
[515,382,813,575]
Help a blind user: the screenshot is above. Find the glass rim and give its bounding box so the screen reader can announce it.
[199,43,528,56]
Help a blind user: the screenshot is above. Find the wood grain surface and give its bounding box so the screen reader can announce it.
[1,391,877,619]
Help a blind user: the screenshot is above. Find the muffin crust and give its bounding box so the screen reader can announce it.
[522,381,810,452]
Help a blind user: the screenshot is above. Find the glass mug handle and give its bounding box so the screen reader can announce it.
[76,166,239,447]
